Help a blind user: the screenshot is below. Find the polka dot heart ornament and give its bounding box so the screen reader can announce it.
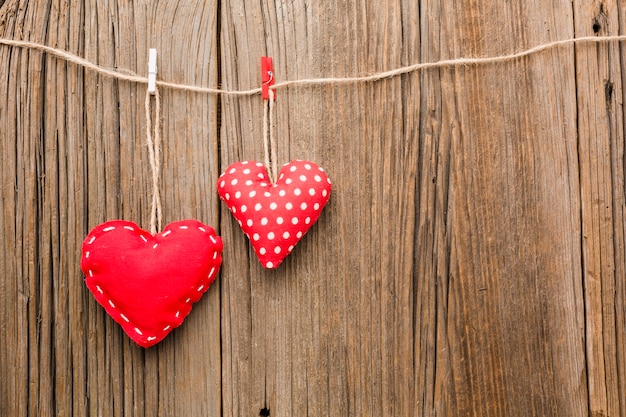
[218,160,332,269]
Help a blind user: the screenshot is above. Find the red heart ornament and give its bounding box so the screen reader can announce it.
[218,160,331,268]
[81,220,223,348]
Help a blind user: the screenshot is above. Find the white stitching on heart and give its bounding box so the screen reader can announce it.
[85,223,221,346]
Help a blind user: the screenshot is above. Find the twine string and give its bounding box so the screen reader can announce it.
[262,89,278,182]
[269,89,277,183]
[3,34,625,218]
[263,93,271,180]
[144,88,163,234]
[1,35,625,95]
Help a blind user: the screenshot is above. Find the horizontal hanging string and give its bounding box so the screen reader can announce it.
[1,35,625,95]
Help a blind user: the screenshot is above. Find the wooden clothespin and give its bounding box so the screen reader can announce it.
[261,56,275,100]
[148,48,157,95]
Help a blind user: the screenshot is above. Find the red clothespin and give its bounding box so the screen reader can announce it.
[261,56,275,100]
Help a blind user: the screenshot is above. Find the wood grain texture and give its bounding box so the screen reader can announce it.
[0,1,220,416]
[2,0,626,416]
[574,1,626,416]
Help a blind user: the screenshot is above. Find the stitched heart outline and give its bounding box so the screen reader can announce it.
[218,160,331,268]
[81,219,223,348]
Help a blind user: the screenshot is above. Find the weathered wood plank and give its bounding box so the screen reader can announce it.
[420,1,589,415]
[573,1,626,416]
[0,1,220,415]
[220,1,419,416]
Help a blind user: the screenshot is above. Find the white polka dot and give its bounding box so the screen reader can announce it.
[247,219,253,227]
[299,175,307,182]
[232,207,237,213]
[253,233,260,241]
[305,164,312,170]
[261,218,268,225]
[314,175,322,182]
[274,246,281,254]
[286,178,293,185]
[259,247,266,255]
[285,202,293,210]
[327,178,331,184]
[256,162,263,167]
[279,190,286,197]
[288,245,294,252]
[277,217,284,224]
[231,179,238,186]
[294,188,302,196]
[229,168,236,174]
[264,192,271,197]
[297,231,303,238]
[241,205,248,212]
[257,173,264,179]
[290,165,297,172]
[322,189,328,197]
[314,203,320,210]
[238,220,243,226]
[260,182,268,187]
[266,261,274,268]
[292,217,299,225]
[267,232,275,240]
[301,202,308,210]
[279,173,284,180]
[220,180,226,188]
[249,190,257,197]
[243,168,251,174]
[225,193,230,200]
[305,217,311,224]
[246,180,253,186]
[270,202,277,210]
[235,191,241,198]
[255,203,262,211]
[242,161,249,165]
[283,231,290,239]
[309,188,316,196]
[319,166,325,172]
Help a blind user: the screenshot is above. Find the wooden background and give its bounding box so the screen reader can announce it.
[1,0,625,416]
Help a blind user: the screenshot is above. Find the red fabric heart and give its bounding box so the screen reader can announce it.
[81,220,223,348]
[218,160,331,268]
